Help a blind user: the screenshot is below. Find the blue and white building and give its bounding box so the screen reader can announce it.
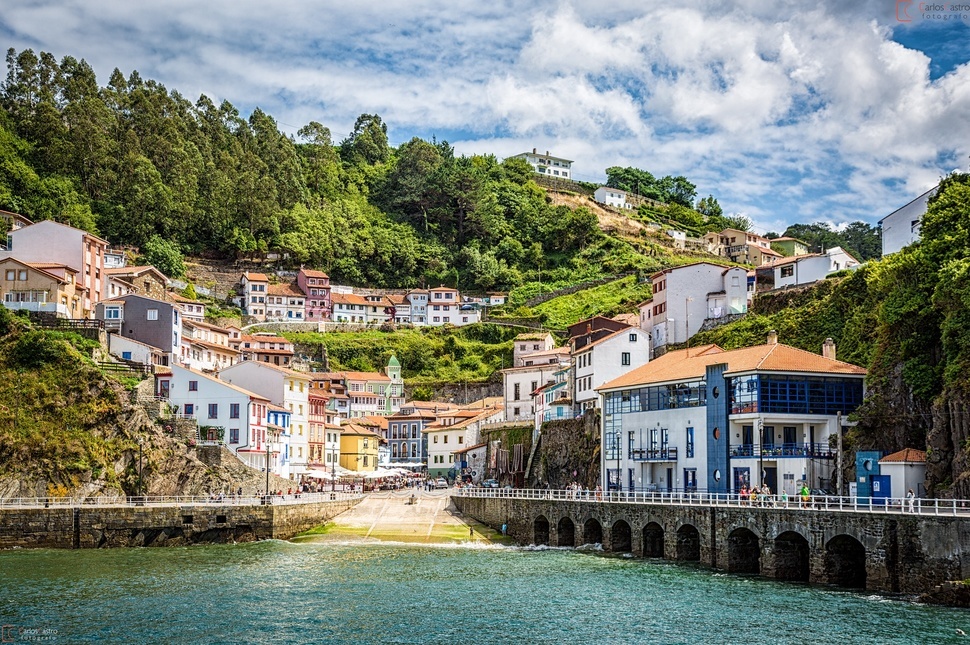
[597,335,866,496]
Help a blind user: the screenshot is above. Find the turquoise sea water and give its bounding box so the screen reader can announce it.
[1,540,968,644]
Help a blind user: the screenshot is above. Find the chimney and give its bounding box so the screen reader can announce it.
[532,147,536,154]
[767,330,778,345]
[546,150,550,156]
[822,338,836,360]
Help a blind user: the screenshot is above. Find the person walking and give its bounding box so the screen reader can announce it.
[906,489,916,513]
[799,483,811,509]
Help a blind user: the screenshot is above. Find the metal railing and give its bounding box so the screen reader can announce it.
[454,488,970,517]
[729,443,835,458]
[0,491,365,509]
[631,447,678,462]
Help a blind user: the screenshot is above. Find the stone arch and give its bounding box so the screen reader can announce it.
[557,517,575,547]
[642,522,665,558]
[825,534,867,588]
[727,527,761,574]
[533,515,550,546]
[676,524,700,561]
[583,518,603,546]
[610,519,632,553]
[773,530,809,582]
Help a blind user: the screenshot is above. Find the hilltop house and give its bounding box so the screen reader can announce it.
[0,220,108,317]
[879,185,937,256]
[640,262,748,349]
[756,247,861,292]
[96,294,182,365]
[0,258,81,318]
[572,326,650,412]
[239,272,268,320]
[297,268,331,321]
[509,148,573,179]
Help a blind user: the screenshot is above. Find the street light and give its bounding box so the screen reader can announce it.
[138,436,144,498]
[264,439,271,502]
[685,296,694,354]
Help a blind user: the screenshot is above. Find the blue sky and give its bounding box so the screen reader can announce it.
[2,0,969,235]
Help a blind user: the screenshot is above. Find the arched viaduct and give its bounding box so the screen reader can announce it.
[454,495,970,593]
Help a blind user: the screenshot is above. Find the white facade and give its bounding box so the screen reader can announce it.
[218,361,311,479]
[880,186,936,256]
[108,334,161,366]
[771,247,861,289]
[594,187,633,209]
[407,290,428,324]
[159,365,272,472]
[502,362,567,422]
[573,328,650,411]
[509,149,573,179]
[644,263,747,348]
[240,272,268,320]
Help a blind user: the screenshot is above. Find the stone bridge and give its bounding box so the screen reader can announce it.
[453,494,970,594]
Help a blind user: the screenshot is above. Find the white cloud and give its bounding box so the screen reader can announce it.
[1,0,968,233]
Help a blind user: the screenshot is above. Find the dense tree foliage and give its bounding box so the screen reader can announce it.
[768,221,881,261]
[605,166,697,207]
[0,48,620,292]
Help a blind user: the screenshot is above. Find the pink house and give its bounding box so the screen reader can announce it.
[297,268,331,321]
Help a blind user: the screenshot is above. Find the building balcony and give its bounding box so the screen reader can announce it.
[631,447,679,462]
[729,443,835,459]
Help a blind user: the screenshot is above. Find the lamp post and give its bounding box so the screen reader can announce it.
[758,418,764,490]
[265,439,271,502]
[685,296,694,353]
[331,455,336,493]
[137,436,144,498]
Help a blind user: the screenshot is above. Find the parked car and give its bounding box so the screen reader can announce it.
[482,479,499,489]
[434,477,448,489]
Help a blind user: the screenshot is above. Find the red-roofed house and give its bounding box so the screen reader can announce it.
[297,268,331,321]
[240,272,268,320]
[879,448,926,500]
[265,282,306,321]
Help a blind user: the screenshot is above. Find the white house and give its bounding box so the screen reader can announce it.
[240,272,268,321]
[501,347,570,422]
[879,448,927,500]
[594,187,634,209]
[426,406,504,478]
[573,327,650,412]
[158,365,275,474]
[406,289,428,324]
[761,247,861,291]
[597,335,866,495]
[509,148,573,179]
[218,361,312,480]
[879,185,937,256]
[642,262,748,349]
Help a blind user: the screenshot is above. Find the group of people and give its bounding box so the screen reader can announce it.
[736,484,814,508]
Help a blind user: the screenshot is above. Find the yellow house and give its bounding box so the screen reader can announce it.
[339,424,381,472]
[0,258,81,318]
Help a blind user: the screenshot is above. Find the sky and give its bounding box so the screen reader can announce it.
[2,0,969,235]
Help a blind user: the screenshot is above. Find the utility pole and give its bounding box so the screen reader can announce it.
[265,439,271,502]
[836,410,843,495]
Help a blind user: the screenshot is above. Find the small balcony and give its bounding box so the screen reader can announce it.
[730,443,835,459]
[631,447,679,462]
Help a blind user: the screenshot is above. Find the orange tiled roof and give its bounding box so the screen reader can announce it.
[599,342,866,391]
[301,269,329,279]
[880,448,926,463]
[242,271,268,281]
[332,292,370,306]
[650,261,732,280]
[267,282,305,297]
[341,371,391,382]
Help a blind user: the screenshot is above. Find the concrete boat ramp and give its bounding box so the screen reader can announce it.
[300,490,508,544]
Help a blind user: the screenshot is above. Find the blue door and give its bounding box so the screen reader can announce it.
[871,474,891,506]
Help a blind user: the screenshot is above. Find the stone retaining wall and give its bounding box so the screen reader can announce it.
[0,498,359,549]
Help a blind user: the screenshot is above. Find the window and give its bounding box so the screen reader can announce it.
[208,403,218,419]
[621,352,631,366]
[513,407,520,416]
[629,333,637,342]
[686,427,694,458]
[229,428,239,444]
[146,309,159,320]
[434,436,438,443]
[4,270,13,280]
[443,435,448,444]
[781,265,794,278]
[514,383,520,400]
[18,270,27,280]
[105,306,122,320]
[188,380,198,392]
[184,404,195,416]
[458,436,463,444]
[230,403,240,419]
